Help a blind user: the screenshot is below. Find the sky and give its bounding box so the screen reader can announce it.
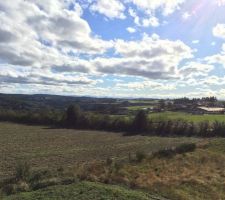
[1,0,225,98]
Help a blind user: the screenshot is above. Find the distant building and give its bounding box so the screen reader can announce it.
[194,107,225,114]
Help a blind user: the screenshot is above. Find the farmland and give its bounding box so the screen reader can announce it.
[149,111,225,123]
[112,111,225,123]
[1,123,225,199]
[0,122,199,180]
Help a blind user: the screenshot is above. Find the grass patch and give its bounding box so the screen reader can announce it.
[127,106,153,111]
[2,181,162,200]
[70,139,225,200]
[149,111,225,123]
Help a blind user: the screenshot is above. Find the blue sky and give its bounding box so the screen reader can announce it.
[1,0,225,98]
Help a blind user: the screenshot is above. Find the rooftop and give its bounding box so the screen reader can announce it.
[198,107,225,112]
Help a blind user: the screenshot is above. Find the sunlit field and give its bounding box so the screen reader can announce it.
[0,122,199,180]
[149,112,225,123]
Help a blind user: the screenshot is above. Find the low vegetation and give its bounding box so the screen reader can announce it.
[1,138,225,200]
[70,139,225,200]
[0,122,198,180]
[2,181,164,200]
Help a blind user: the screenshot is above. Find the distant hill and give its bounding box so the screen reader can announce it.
[0,93,121,112]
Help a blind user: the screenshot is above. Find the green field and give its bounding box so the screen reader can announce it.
[149,111,225,123]
[2,181,166,200]
[128,100,159,104]
[127,105,153,111]
[0,122,199,180]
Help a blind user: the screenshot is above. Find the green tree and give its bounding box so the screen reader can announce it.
[158,99,165,110]
[132,110,148,132]
[66,105,81,127]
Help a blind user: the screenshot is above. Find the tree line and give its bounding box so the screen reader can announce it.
[1,105,225,137]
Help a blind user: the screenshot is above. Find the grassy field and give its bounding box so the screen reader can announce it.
[73,139,225,200]
[2,181,166,200]
[1,122,225,200]
[0,122,200,180]
[149,111,225,123]
[128,100,159,104]
[127,105,153,111]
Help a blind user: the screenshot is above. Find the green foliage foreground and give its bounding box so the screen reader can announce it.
[2,181,165,200]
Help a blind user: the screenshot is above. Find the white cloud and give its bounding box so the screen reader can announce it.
[179,62,214,78]
[142,17,159,27]
[116,80,176,90]
[200,76,225,86]
[213,24,225,39]
[126,27,136,33]
[0,0,113,70]
[0,0,113,93]
[192,40,199,44]
[211,42,216,46]
[0,65,99,86]
[90,0,126,19]
[205,44,225,68]
[128,7,140,26]
[1,0,224,97]
[128,7,160,27]
[94,34,193,79]
[54,34,193,79]
[182,12,191,20]
[114,34,192,60]
[128,0,186,16]
[217,0,225,6]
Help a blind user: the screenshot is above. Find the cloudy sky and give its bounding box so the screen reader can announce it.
[1,0,225,98]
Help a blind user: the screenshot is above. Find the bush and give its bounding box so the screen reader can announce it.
[175,143,196,154]
[154,148,175,158]
[65,105,81,127]
[132,110,148,132]
[16,181,30,192]
[29,169,52,184]
[113,162,123,172]
[32,178,60,190]
[2,184,17,195]
[136,151,147,162]
[106,157,114,166]
[153,143,196,159]
[15,162,31,182]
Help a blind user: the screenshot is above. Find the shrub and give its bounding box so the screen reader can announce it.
[154,148,175,158]
[128,152,134,163]
[32,178,60,190]
[113,162,123,172]
[29,169,52,184]
[65,105,81,127]
[132,110,148,132]
[15,162,31,182]
[16,181,30,192]
[2,184,17,195]
[175,143,196,154]
[136,151,147,162]
[106,157,113,166]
